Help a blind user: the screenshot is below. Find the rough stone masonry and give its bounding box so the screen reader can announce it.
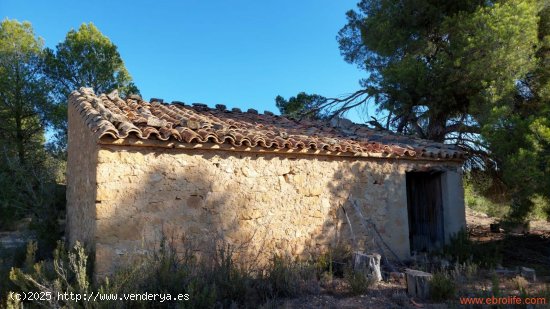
[66,88,466,279]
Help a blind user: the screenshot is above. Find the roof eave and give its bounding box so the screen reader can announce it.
[97,136,466,163]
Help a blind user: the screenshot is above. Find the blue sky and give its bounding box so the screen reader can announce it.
[2,0,372,122]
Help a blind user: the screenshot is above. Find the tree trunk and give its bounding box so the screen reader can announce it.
[14,67,26,165]
[405,269,432,299]
[15,114,25,165]
[426,114,448,143]
[353,252,382,282]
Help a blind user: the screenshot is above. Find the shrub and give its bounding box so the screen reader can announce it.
[443,229,501,268]
[100,239,318,308]
[8,241,91,308]
[450,261,478,283]
[442,230,472,263]
[0,243,27,305]
[101,238,240,308]
[3,237,330,308]
[199,243,252,307]
[430,272,456,301]
[259,254,318,299]
[344,267,373,296]
[313,244,352,280]
[464,172,510,218]
[0,150,66,257]
[511,275,529,292]
[266,255,300,298]
[541,285,550,302]
[529,195,550,221]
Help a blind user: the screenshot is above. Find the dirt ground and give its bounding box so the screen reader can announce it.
[276,208,550,309]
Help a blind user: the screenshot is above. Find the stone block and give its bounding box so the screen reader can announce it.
[353,252,382,282]
[405,269,432,299]
[104,217,143,241]
[95,243,116,279]
[95,203,114,219]
[186,195,204,209]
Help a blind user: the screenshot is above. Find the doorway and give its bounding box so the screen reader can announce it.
[406,171,444,254]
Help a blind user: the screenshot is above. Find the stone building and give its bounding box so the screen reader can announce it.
[67,87,466,278]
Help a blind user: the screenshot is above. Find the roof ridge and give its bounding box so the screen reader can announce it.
[145,96,286,122]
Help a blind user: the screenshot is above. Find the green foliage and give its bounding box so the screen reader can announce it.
[99,238,219,308]
[483,115,550,222]
[450,261,479,283]
[464,171,549,221]
[465,190,509,219]
[338,0,549,221]
[460,2,550,222]
[314,244,351,278]
[0,19,65,237]
[430,272,456,301]
[4,293,22,309]
[482,26,550,221]
[464,172,510,218]
[8,241,92,308]
[45,22,138,99]
[442,230,501,268]
[530,195,550,220]
[539,285,550,303]
[338,0,539,142]
[275,92,328,120]
[44,22,139,151]
[263,255,304,298]
[0,19,51,167]
[0,149,65,255]
[0,243,26,306]
[343,267,373,296]
[97,241,316,308]
[442,230,472,264]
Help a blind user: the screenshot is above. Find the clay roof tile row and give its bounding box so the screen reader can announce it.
[70,88,466,160]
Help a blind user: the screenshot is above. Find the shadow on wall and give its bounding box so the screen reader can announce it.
[310,160,408,263]
[94,148,246,277]
[92,148,410,277]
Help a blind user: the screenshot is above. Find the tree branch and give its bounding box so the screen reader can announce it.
[445,122,481,135]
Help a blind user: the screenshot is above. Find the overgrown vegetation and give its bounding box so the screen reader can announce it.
[0,18,139,235]
[0,17,146,308]
[430,272,456,302]
[343,266,373,296]
[353,0,550,223]
[464,170,549,221]
[441,229,502,268]
[7,241,91,308]
[464,171,510,218]
[0,21,141,297]
[0,149,66,256]
[1,238,378,308]
[3,227,549,307]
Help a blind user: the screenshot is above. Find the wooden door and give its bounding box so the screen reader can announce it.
[406,171,444,253]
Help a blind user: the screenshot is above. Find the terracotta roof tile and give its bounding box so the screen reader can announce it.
[69,87,466,160]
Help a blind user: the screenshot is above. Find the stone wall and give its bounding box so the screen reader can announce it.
[92,145,464,278]
[66,103,99,248]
